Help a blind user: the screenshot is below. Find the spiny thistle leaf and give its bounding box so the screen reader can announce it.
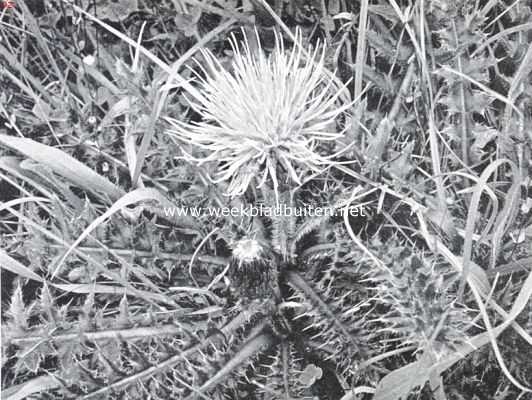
[287,267,371,383]
[7,284,31,335]
[371,249,470,358]
[116,294,131,329]
[253,343,310,399]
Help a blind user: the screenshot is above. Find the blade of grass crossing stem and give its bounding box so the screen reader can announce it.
[459,159,519,299]
[470,22,532,58]
[440,66,522,116]
[484,0,520,30]
[489,178,520,269]
[450,171,499,242]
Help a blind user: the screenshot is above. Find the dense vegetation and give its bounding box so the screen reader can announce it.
[1,0,531,399]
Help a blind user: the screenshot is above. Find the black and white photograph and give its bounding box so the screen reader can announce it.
[1,0,531,398]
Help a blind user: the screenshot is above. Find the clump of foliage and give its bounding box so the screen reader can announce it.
[1,0,532,399]
[371,248,471,358]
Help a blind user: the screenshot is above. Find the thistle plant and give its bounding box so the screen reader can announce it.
[4,1,532,398]
[166,29,353,198]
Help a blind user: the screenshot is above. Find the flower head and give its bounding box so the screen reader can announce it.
[229,237,278,300]
[232,238,264,265]
[166,29,352,197]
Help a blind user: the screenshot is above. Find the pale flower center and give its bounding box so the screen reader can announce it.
[233,239,263,263]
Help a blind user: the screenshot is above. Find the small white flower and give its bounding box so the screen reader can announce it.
[166,29,353,198]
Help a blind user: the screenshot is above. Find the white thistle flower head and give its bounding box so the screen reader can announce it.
[232,238,264,265]
[166,28,353,198]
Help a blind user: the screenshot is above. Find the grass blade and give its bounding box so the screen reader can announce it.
[0,135,124,201]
